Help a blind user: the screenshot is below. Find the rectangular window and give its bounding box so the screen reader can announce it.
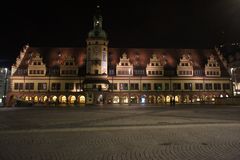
[38,83,47,90]
[184,83,192,90]
[223,83,230,90]
[65,83,74,90]
[214,83,221,90]
[109,83,118,90]
[173,83,181,90]
[130,83,139,90]
[195,83,203,90]
[205,83,212,90]
[76,83,83,91]
[154,83,162,91]
[25,83,34,90]
[165,83,169,90]
[109,69,115,75]
[143,83,151,90]
[119,83,128,90]
[14,83,24,90]
[52,83,61,90]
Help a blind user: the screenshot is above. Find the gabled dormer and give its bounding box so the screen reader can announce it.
[205,54,221,77]
[116,53,133,76]
[28,53,46,76]
[60,56,78,76]
[146,54,164,76]
[11,44,29,75]
[177,54,193,76]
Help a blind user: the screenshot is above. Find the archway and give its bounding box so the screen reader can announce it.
[130,95,138,103]
[140,95,147,103]
[174,95,180,103]
[34,96,39,103]
[78,95,86,104]
[51,96,57,102]
[148,95,156,104]
[183,95,190,103]
[68,95,76,104]
[24,96,32,102]
[59,95,67,103]
[121,96,128,103]
[40,96,48,103]
[113,96,120,104]
[157,95,165,103]
[166,95,172,103]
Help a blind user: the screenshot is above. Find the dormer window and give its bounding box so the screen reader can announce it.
[60,56,78,76]
[147,54,164,76]
[28,53,46,77]
[205,54,221,77]
[177,54,193,76]
[116,53,133,76]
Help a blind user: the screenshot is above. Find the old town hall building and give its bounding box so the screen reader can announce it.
[7,6,232,106]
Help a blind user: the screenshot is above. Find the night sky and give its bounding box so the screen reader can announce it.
[0,0,240,67]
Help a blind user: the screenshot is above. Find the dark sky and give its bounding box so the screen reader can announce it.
[1,0,240,67]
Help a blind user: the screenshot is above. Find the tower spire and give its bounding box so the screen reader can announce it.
[93,2,103,29]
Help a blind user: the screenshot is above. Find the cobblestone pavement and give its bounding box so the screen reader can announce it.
[0,104,240,160]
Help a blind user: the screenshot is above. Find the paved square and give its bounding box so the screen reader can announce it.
[0,104,240,160]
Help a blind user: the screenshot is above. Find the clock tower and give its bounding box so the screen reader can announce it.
[86,5,108,75]
[84,5,109,104]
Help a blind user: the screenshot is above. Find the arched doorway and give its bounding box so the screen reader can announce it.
[140,95,147,103]
[40,96,48,103]
[148,95,156,104]
[166,95,172,103]
[121,96,128,103]
[51,96,57,102]
[34,96,39,103]
[157,95,165,103]
[78,95,86,104]
[130,95,138,103]
[113,96,120,104]
[59,95,67,103]
[174,95,180,103]
[183,95,191,103]
[68,95,76,104]
[24,96,32,102]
